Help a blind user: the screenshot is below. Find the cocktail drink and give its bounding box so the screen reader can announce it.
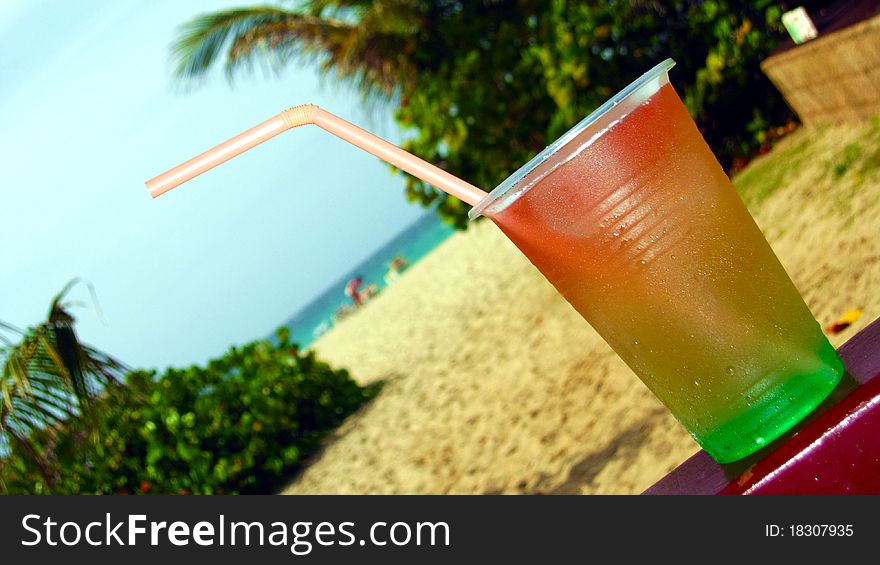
[469,59,844,463]
[148,58,844,465]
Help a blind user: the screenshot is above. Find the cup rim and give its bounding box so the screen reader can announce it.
[468,58,676,220]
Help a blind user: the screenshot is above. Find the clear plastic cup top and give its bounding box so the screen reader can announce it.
[468,58,676,220]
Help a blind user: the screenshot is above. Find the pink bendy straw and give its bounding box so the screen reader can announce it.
[145,104,488,206]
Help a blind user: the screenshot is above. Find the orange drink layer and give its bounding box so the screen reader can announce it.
[471,60,843,463]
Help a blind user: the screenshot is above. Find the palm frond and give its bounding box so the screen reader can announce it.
[171,4,419,97]
[0,280,127,491]
[171,6,306,82]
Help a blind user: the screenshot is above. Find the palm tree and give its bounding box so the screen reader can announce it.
[0,280,126,491]
[171,1,425,97]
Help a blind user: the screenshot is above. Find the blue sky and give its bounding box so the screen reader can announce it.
[0,0,429,368]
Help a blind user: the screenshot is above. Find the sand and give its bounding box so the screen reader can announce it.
[282,121,880,494]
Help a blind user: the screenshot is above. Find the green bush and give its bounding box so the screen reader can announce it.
[0,329,379,494]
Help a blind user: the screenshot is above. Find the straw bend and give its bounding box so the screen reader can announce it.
[145,104,487,206]
[279,104,319,129]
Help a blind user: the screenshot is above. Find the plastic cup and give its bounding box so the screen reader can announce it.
[469,59,844,463]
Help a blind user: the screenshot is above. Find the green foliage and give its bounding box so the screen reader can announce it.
[1,329,380,494]
[172,1,794,228]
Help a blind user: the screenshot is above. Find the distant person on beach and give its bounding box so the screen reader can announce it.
[384,256,409,285]
[345,277,364,306]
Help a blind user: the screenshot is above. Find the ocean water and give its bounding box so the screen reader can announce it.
[280,213,455,348]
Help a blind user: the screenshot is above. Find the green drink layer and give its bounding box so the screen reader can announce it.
[695,341,845,463]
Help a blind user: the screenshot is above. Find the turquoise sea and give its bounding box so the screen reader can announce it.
[281,213,455,348]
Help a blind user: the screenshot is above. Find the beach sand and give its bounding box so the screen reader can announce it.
[283,121,880,494]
